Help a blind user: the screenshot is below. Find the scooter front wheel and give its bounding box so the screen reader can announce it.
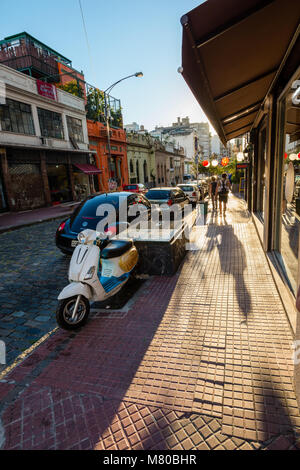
[56,295,90,330]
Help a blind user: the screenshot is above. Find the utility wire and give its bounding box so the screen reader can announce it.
[78,0,96,83]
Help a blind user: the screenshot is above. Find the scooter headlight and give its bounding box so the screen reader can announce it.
[84,266,96,280]
[77,232,86,244]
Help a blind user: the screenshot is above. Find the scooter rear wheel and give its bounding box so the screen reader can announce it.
[56,296,90,330]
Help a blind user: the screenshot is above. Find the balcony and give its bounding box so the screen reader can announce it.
[0,43,59,80]
[85,83,123,129]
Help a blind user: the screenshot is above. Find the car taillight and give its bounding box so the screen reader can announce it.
[58,221,66,232]
[167,199,173,206]
[192,192,196,197]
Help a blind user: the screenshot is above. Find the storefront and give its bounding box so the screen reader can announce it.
[0,146,98,211]
[87,120,129,192]
[0,165,7,212]
[180,0,300,405]
[272,70,300,298]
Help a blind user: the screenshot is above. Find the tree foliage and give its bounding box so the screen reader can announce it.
[57,80,84,98]
[192,156,242,182]
[86,88,105,122]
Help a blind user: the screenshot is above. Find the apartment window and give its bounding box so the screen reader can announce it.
[37,108,64,139]
[0,98,35,135]
[66,116,84,143]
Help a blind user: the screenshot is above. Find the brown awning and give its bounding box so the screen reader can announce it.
[181,0,300,145]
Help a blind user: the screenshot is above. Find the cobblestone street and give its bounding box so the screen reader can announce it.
[0,218,69,369]
[0,195,300,450]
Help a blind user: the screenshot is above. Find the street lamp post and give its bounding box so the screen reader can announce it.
[103,72,143,190]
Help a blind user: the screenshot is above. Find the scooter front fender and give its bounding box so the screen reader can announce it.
[58,282,92,301]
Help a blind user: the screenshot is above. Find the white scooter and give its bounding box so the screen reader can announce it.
[56,224,138,330]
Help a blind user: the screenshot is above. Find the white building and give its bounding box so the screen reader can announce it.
[211,134,221,155]
[150,121,198,175]
[124,122,140,133]
[0,63,97,212]
[190,121,211,158]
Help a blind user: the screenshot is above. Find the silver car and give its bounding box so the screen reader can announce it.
[145,187,189,218]
[177,184,201,204]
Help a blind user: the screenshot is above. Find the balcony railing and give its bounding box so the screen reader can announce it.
[52,79,123,128]
[0,43,59,79]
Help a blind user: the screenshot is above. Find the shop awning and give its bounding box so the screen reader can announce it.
[181,0,300,145]
[73,163,102,174]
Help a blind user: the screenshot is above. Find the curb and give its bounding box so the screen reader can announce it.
[0,211,73,235]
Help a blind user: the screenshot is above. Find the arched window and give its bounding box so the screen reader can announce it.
[143,160,148,183]
[136,160,140,183]
[130,160,134,174]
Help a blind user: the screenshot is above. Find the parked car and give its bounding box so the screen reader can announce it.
[145,187,189,218]
[56,191,151,254]
[176,184,201,205]
[199,178,209,198]
[191,180,205,200]
[123,183,147,194]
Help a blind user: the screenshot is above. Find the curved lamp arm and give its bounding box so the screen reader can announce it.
[104,72,143,95]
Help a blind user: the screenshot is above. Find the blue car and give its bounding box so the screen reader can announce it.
[56,191,151,255]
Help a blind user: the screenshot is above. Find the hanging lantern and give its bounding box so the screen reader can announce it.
[289,153,297,161]
[284,153,288,159]
[211,159,218,167]
[237,152,244,162]
[298,153,300,159]
[221,157,229,167]
[202,160,209,167]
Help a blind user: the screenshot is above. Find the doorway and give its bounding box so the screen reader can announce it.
[0,167,8,212]
[257,126,267,221]
[47,164,72,205]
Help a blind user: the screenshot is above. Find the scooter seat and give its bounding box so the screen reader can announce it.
[101,239,133,259]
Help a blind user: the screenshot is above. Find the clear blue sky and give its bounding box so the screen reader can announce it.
[1,0,214,133]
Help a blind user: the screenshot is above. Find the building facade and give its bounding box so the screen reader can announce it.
[0,31,128,203]
[190,121,211,157]
[153,139,185,187]
[150,125,197,175]
[0,63,96,212]
[126,132,185,187]
[126,132,154,186]
[87,120,128,192]
[180,0,300,406]
[151,117,212,175]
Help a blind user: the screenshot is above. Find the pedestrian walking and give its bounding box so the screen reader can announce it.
[217,173,231,216]
[209,176,218,211]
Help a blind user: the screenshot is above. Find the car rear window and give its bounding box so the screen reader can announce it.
[146,190,171,200]
[178,186,195,191]
[123,185,137,190]
[70,194,122,232]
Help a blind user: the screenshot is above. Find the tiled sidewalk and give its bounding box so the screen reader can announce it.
[0,195,300,450]
[0,201,79,233]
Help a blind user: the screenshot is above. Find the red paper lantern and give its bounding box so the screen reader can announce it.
[202,160,209,167]
[298,153,300,159]
[284,153,288,159]
[221,157,229,167]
